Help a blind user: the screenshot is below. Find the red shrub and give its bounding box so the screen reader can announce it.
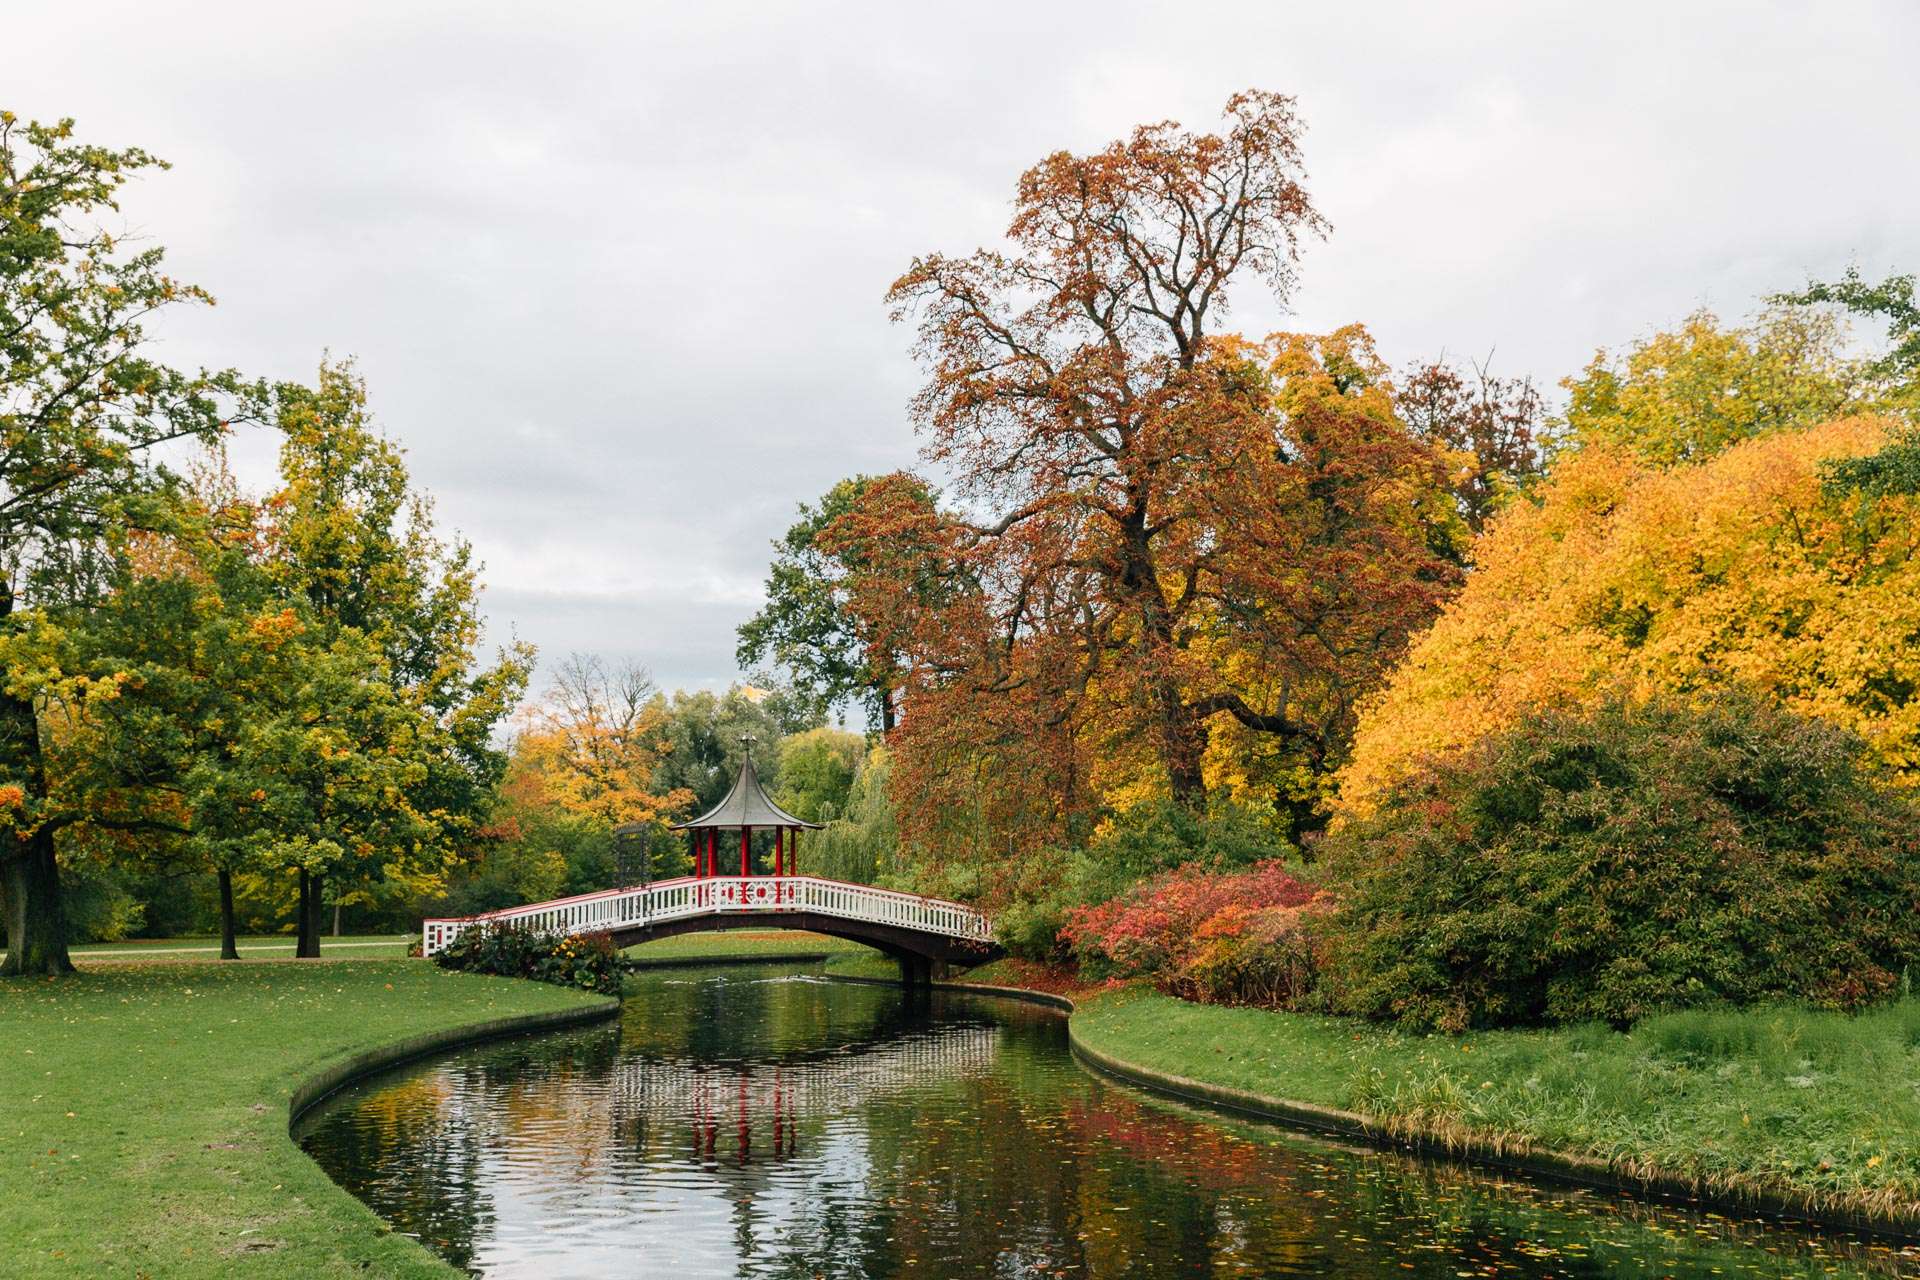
[1062,861,1327,1007]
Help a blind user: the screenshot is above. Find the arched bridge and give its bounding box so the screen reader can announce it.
[422,876,1001,980]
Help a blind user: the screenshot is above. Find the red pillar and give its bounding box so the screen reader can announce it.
[789,828,797,877]
[705,829,715,878]
[740,826,750,877]
[774,826,784,877]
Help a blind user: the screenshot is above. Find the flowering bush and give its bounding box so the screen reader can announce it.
[431,922,623,995]
[1062,861,1328,1007]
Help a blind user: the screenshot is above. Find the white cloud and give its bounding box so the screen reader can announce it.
[9,0,1914,694]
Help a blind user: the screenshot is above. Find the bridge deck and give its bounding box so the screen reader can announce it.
[423,875,998,967]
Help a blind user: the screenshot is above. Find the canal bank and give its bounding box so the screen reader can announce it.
[302,961,1914,1277]
[819,954,1920,1240]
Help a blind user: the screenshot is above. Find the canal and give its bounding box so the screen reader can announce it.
[296,965,1916,1277]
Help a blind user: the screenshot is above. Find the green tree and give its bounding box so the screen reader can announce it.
[1778,267,1920,498]
[1775,266,1920,389]
[1558,306,1866,466]
[737,476,937,732]
[267,361,531,955]
[804,745,898,885]
[0,112,260,975]
[774,726,864,823]
[650,686,783,810]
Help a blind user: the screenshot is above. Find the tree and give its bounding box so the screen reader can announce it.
[773,726,864,822]
[1395,356,1547,534]
[267,361,531,955]
[513,655,689,831]
[46,464,279,960]
[1557,306,1867,466]
[736,476,936,732]
[1775,266,1920,389]
[1339,417,1920,811]
[648,686,784,811]
[0,112,259,975]
[865,91,1460,845]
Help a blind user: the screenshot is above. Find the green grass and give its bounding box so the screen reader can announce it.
[820,951,902,980]
[624,929,864,965]
[1074,986,1920,1219]
[57,935,412,963]
[0,959,607,1278]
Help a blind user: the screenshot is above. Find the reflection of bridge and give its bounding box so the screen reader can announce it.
[422,876,1000,977]
[624,1020,1004,1167]
[623,1021,1003,1119]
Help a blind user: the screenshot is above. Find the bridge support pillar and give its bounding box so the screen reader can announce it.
[898,956,950,987]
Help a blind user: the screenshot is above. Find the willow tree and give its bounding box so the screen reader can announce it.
[0,113,258,975]
[853,92,1460,844]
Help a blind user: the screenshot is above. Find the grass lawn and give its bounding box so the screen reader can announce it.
[1073,986,1920,1221]
[624,929,864,965]
[57,935,412,963]
[0,958,609,1278]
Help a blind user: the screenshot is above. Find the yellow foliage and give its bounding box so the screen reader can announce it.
[1340,417,1920,811]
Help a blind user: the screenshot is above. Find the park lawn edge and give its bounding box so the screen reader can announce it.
[824,962,1920,1241]
[0,960,619,1280]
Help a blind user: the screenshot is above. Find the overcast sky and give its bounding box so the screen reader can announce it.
[11,1,1917,704]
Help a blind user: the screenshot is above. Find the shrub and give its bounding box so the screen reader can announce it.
[994,799,1294,962]
[432,922,623,995]
[1320,693,1920,1031]
[1062,861,1327,1007]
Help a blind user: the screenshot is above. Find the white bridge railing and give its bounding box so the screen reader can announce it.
[421,875,995,957]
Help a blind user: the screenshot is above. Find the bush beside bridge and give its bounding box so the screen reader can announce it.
[430,922,624,995]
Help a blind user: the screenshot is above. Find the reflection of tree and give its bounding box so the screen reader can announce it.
[299,1072,495,1270]
[302,972,1906,1280]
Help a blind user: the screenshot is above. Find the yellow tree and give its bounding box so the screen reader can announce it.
[509,654,693,848]
[1340,416,1920,811]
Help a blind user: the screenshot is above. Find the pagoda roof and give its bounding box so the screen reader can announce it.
[672,750,821,830]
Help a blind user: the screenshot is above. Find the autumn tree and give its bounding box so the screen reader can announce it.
[491,656,695,893]
[0,112,261,975]
[1557,306,1868,466]
[515,655,689,828]
[267,361,531,955]
[857,92,1461,849]
[1339,416,1920,812]
[736,476,939,732]
[1395,356,1547,534]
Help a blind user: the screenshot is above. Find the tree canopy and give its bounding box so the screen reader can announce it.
[0,112,261,974]
[1340,416,1920,811]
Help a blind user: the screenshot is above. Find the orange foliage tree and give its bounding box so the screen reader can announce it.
[837,92,1464,864]
[1340,416,1920,811]
[505,654,693,835]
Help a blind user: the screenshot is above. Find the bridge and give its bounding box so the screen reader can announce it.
[421,874,1000,981]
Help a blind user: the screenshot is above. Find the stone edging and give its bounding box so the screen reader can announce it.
[876,974,1920,1242]
[288,996,622,1127]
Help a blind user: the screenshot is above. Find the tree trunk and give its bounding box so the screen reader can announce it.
[0,574,72,977]
[1161,708,1208,808]
[2,833,73,976]
[1117,504,1209,807]
[218,869,239,960]
[295,869,323,958]
[332,901,342,937]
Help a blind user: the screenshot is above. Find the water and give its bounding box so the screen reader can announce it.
[297,966,1917,1278]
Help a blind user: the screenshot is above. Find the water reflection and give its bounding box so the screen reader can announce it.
[297,967,1919,1278]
